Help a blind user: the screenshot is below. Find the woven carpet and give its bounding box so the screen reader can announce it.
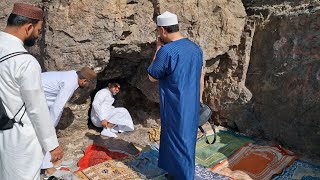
[74,171,89,180]
[77,144,129,171]
[273,160,320,180]
[81,156,144,180]
[195,164,231,180]
[128,144,167,179]
[211,143,297,180]
[196,130,255,168]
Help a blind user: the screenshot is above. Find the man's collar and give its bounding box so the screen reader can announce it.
[0,31,24,45]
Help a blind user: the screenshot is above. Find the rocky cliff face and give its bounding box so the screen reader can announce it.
[1,0,319,161]
[241,0,320,160]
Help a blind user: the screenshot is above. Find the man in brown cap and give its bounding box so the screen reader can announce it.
[0,3,63,180]
[40,67,96,176]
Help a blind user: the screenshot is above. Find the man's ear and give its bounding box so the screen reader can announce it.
[24,23,34,36]
[159,27,165,34]
[82,79,89,86]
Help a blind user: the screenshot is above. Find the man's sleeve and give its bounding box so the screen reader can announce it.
[147,47,170,80]
[49,81,77,127]
[19,57,59,152]
[92,90,106,121]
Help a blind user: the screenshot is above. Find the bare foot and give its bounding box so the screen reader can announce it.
[101,120,113,128]
[101,120,109,128]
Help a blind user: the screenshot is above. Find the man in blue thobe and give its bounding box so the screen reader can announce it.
[147,11,204,179]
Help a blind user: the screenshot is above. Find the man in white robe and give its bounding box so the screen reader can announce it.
[41,67,96,175]
[91,82,134,137]
[0,3,63,180]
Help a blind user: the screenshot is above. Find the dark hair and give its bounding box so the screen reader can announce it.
[160,24,179,33]
[7,13,39,26]
[108,82,120,89]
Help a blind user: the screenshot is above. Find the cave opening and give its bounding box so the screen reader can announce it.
[93,42,160,126]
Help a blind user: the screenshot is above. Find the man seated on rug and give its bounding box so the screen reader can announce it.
[41,66,97,177]
[90,82,134,137]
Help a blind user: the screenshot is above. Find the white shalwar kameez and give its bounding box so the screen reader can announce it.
[91,88,134,132]
[40,71,79,169]
[0,32,59,180]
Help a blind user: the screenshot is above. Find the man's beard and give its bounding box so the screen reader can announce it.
[24,37,37,47]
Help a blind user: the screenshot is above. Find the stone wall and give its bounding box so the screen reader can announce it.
[236,1,320,159]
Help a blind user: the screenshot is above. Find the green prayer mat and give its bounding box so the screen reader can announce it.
[195,130,255,168]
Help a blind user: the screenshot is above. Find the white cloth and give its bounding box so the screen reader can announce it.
[40,70,79,169]
[91,88,134,132]
[0,32,59,180]
[41,70,79,127]
[157,11,178,26]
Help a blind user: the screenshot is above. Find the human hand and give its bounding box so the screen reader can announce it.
[156,37,164,49]
[50,145,63,163]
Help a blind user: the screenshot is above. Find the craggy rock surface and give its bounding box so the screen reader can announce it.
[1,0,319,164]
[242,1,320,160]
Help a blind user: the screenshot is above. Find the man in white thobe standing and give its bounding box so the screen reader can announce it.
[41,67,96,175]
[0,3,63,180]
[91,82,134,137]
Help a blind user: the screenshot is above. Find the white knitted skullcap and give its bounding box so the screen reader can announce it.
[157,11,178,26]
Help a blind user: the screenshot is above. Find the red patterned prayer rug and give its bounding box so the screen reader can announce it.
[210,143,297,180]
[77,144,129,171]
